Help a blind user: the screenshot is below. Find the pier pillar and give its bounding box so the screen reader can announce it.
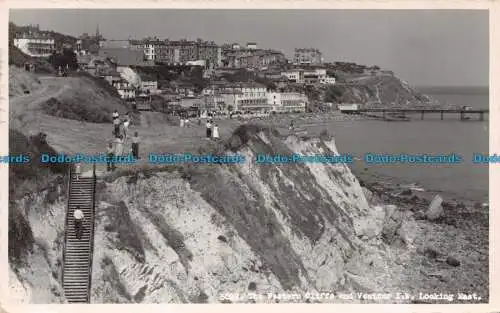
[441,110,444,120]
[382,110,386,119]
[480,112,484,121]
[460,112,464,121]
[421,111,424,120]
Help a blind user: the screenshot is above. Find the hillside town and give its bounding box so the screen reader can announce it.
[12,23,402,117]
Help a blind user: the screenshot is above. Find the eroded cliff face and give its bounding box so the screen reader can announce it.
[9,189,66,303]
[89,127,395,303]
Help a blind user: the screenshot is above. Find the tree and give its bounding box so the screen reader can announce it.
[48,48,77,71]
[324,85,344,103]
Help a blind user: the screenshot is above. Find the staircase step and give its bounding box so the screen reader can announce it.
[65,246,91,250]
[66,299,88,303]
[64,261,90,264]
[64,259,90,262]
[63,284,89,288]
[64,251,91,254]
[64,271,89,274]
[63,285,89,289]
[64,283,88,287]
[63,277,89,281]
[63,271,89,275]
[65,295,88,298]
[64,254,91,258]
[65,294,88,297]
[63,272,89,277]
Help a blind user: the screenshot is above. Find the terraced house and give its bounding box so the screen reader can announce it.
[222,43,286,69]
[293,48,323,65]
[129,38,222,68]
[13,30,55,57]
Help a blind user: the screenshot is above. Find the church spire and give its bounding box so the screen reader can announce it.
[96,23,100,39]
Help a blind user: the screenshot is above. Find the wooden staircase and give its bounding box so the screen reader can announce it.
[62,164,97,303]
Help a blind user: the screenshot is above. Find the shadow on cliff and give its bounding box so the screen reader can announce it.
[180,124,359,290]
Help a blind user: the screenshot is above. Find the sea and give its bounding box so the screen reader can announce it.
[326,86,489,203]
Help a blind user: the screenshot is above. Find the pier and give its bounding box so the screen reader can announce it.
[355,108,489,121]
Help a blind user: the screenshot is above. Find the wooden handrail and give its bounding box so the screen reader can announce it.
[62,163,72,300]
[87,162,97,303]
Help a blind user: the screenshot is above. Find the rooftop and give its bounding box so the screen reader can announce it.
[99,48,151,67]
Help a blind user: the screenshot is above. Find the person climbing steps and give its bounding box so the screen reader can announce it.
[73,207,85,240]
[75,163,82,181]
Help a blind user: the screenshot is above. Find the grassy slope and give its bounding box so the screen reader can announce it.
[40,74,131,123]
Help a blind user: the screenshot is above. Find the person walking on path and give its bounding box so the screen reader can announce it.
[206,119,212,140]
[114,135,124,157]
[212,123,220,140]
[106,142,115,172]
[132,132,140,159]
[75,163,82,181]
[73,207,85,240]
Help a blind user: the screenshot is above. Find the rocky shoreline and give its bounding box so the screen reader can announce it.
[352,170,489,303]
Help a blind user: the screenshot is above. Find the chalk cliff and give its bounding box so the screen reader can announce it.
[8,126,488,303]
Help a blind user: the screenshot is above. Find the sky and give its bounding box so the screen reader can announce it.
[9,9,489,87]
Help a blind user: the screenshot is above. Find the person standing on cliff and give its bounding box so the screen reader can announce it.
[73,206,85,240]
[106,141,115,172]
[212,123,220,140]
[206,119,212,140]
[113,113,120,137]
[114,135,124,157]
[131,132,140,159]
[123,113,131,140]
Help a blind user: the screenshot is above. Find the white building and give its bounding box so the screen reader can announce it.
[141,80,159,94]
[281,70,305,84]
[144,43,156,61]
[112,80,136,99]
[13,36,55,57]
[320,76,336,85]
[246,42,258,50]
[267,92,307,113]
[234,84,268,112]
[205,83,269,113]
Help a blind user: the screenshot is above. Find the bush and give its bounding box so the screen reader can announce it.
[9,206,35,266]
[41,97,112,123]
